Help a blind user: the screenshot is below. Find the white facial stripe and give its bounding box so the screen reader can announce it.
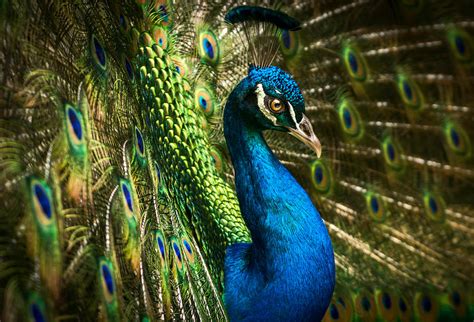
[288,102,298,128]
[275,89,282,95]
[255,84,278,126]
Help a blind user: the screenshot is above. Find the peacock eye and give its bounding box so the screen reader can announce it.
[268,98,285,113]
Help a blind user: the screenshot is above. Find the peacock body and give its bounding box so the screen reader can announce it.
[0,0,473,321]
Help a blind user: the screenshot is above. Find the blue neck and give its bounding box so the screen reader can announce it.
[224,80,332,266]
[223,80,335,321]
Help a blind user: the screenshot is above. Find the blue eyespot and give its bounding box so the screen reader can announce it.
[397,73,424,110]
[183,239,192,254]
[330,303,339,319]
[370,196,379,213]
[67,108,83,140]
[451,291,461,306]
[173,242,182,262]
[101,264,114,294]
[315,166,323,184]
[310,159,332,195]
[199,96,207,109]
[343,45,367,81]
[195,87,215,116]
[444,121,470,156]
[382,292,392,309]
[428,196,438,214]
[198,30,219,65]
[279,30,299,58]
[448,28,473,64]
[382,137,405,172]
[93,37,106,67]
[402,81,413,101]
[122,183,133,212]
[387,143,395,161]
[157,236,165,259]
[348,51,358,73]
[343,108,352,128]
[362,297,371,311]
[399,298,407,312]
[135,128,144,154]
[338,99,364,139]
[423,191,445,221]
[450,128,460,147]
[203,38,214,59]
[31,303,46,322]
[421,295,432,312]
[455,36,466,55]
[34,184,52,219]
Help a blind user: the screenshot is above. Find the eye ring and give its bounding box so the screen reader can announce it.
[269,98,285,113]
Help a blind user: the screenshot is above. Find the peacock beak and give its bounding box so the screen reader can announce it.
[286,114,322,158]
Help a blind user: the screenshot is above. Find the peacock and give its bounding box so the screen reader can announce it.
[0,0,473,321]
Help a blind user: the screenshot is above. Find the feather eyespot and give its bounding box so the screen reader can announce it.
[354,291,376,321]
[414,293,439,320]
[101,264,114,294]
[337,99,363,139]
[152,26,168,49]
[399,298,407,312]
[30,302,45,322]
[342,45,368,82]
[155,231,166,262]
[365,191,387,222]
[90,35,107,70]
[158,237,165,258]
[194,86,215,116]
[28,294,46,322]
[29,178,55,227]
[67,106,83,141]
[120,179,136,219]
[396,73,424,110]
[423,191,445,222]
[64,103,86,158]
[382,136,405,172]
[310,159,333,195]
[444,121,471,157]
[181,238,195,264]
[329,303,339,319]
[173,242,182,262]
[375,290,398,321]
[268,98,285,113]
[172,57,188,78]
[171,238,184,272]
[447,28,474,64]
[198,30,220,66]
[99,259,116,304]
[279,30,299,58]
[135,127,145,155]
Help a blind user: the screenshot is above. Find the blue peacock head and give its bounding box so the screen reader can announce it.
[232,64,322,157]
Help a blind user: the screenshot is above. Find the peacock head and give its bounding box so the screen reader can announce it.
[235,65,321,157]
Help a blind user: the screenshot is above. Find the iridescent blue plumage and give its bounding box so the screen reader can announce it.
[223,66,335,321]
